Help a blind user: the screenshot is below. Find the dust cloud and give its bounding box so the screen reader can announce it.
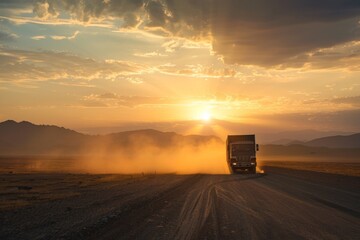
[256,166,265,174]
[2,133,267,175]
[75,137,230,174]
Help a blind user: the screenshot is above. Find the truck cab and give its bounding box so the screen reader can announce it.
[226,135,259,174]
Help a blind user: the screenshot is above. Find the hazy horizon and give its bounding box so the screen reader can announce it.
[2,119,358,144]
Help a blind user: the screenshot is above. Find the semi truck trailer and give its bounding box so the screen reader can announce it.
[226,135,259,174]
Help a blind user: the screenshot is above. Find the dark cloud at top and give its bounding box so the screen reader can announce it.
[32,0,145,24]
[3,0,359,67]
[145,1,167,27]
[166,0,360,66]
[212,0,360,66]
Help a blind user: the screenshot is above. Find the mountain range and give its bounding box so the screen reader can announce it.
[258,130,355,144]
[297,134,360,148]
[0,120,359,156]
[0,120,222,156]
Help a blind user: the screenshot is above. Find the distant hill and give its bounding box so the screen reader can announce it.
[258,130,354,144]
[259,133,360,162]
[258,133,360,162]
[268,138,300,145]
[0,120,87,155]
[258,144,360,162]
[303,133,360,149]
[2,120,358,161]
[0,120,222,156]
[266,133,360,149]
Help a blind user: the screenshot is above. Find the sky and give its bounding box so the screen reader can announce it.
[0,0,359,137]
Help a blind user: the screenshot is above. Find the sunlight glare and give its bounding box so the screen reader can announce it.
[201,111,212,122]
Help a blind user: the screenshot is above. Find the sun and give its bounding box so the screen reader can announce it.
[200,111,212,122]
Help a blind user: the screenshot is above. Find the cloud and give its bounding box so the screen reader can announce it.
[0,30,18,41]
[50,35,66,40]
[50,30,80,40]
[32,0,145,23]
[278,41,360,70]
[162,39,181,52]
[156,63,237,78]
[208,1,359,67]
[257,109,360,132]
[161,38,211,53]
[82,93,180,108]
[0,0,33,14]
[0,0,33,9]
[0,48,144,83]
[333,96,360,107]
[31,35,46,40]
[122,12,140,28]
[97,93,119,99]
[300,95,360,108]
[126,77,144,84]
[2,0,359,67]
[145,1,167,27]
[33,1,59,19]
[134,51,167,57]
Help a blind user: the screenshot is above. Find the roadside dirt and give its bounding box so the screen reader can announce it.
[1,167,359,240]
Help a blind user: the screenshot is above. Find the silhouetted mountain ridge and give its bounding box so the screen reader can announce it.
[258,144,360,162]
[259,129,354,144]
[267,133,360,149]
[0,120,221,155]
[1,120,358,158]
[302,133,360,148]
[0,120,87,155]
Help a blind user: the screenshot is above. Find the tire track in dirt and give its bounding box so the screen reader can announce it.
[84,174,204,240]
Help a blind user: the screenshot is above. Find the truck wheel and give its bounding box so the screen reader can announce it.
[251,166,256,174]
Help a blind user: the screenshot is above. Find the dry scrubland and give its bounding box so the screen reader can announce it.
[0,172,151,211]
[1,165,359,240]
[262,161,360,177]
[1,145,359,239]
[0,156,359,211]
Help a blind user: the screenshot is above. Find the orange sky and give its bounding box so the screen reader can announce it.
[0,0,359,134]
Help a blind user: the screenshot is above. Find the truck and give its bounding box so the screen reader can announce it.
[226,135,259,174]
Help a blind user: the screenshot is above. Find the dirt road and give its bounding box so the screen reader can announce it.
[1,167,359,240]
